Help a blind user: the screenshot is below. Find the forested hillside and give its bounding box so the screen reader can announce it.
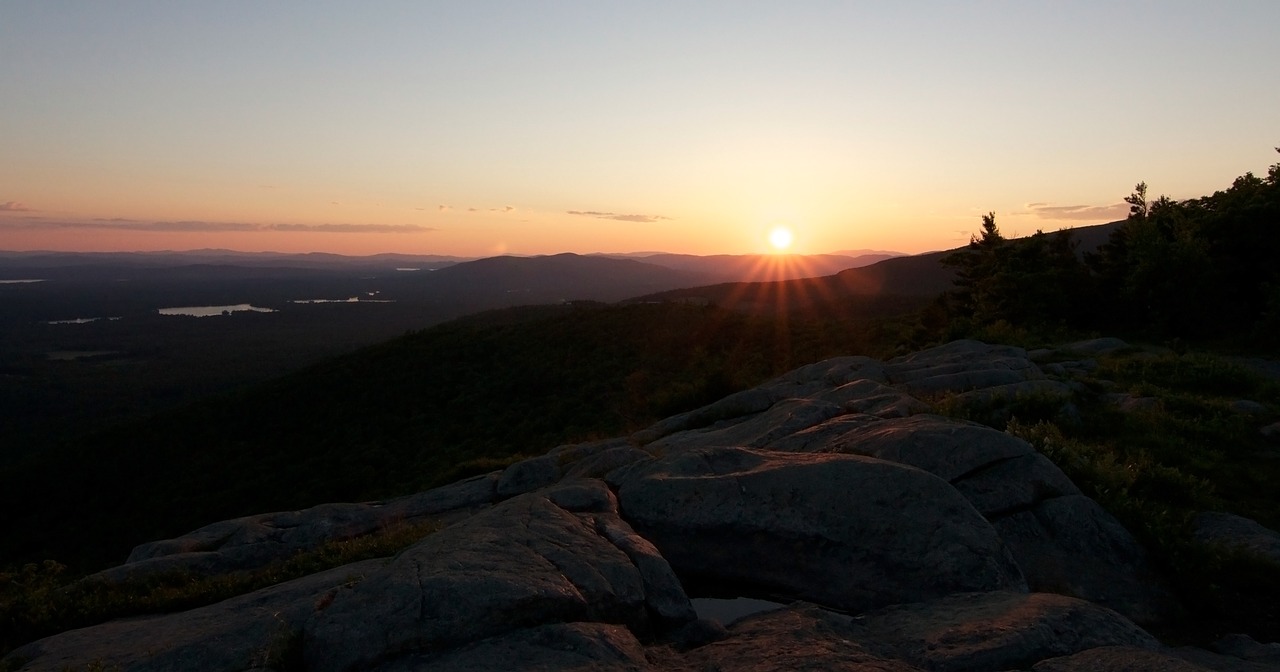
[934,149,1280,348]
[1,298,919,571]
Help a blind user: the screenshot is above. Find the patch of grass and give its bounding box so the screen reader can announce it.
[0,518,439,660]
[1005,417,1280,641]
[931,388,1079,431]
[990,346,1280,642]
[1100,351,1280,402]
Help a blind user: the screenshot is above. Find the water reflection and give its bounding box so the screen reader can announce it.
[158,304,275,317]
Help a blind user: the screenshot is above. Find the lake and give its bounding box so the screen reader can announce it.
[158,304,276,317]
[48,317,123,325]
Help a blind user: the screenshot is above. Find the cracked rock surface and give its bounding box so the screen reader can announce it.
[11,339,1265,672]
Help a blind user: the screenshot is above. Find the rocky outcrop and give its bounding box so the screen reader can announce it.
[7,560,385,672]
[11,339,1260,672]
[610,447,1026,613]
[858,591,1160,672]
[304,480,693,672]
[91,472,499,583]
[1194,512,1280,565]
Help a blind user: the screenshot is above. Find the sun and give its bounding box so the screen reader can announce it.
[767,225,794,252]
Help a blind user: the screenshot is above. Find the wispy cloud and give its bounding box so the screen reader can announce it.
[567,210,672,223]
[438,205,451,212]
[0,201,33,212]
[0,218,436,234]
[270,223,436,233]
[1026,203,1128,221]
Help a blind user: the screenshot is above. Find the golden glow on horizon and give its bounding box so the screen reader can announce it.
[767,226,794,252]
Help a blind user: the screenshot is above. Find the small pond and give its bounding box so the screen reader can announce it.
[158,304,276,317]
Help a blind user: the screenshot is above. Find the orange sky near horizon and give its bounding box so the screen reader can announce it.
[3,3,1276,258]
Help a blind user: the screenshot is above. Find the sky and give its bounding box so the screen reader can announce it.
[1,2,1277,257]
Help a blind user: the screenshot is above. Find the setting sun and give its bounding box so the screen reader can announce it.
[768,226,794,251]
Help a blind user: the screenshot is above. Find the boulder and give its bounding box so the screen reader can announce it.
[992,495,1178,624]
[1213,633,1280,664]
[381,471,499,520]
[3,559,385,672]
[1171,646,1280,672]
[1193,512,1280,565]
[630,356,886,445]
[303,480,693,672]
[644,398,844,452]
[96,473,498,583]
[763,413,887,453]
[1061,337,1131,356]
[809,378,930,417]
[495,454,561,497]
[1034,645,1216,671]
[672,603,923,672]
[860,591,1160,672]
[611,446,1026,614]
[374,622,653,672]
[104,503,388,582]
[563,445,655,481]
[768,414,1080,518]
[883,340,1046,396]
[792,414,1039,480]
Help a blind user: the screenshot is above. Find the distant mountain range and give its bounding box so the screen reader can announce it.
[1,221,1119,312]
[631,221,1124,308]
[0,248,900,282]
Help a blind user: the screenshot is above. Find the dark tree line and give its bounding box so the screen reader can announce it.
[937,149,1280,347]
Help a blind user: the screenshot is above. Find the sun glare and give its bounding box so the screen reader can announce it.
[768,226,794,252]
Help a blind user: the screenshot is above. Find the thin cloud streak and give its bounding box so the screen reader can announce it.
[0,218,437,234]
[567,210,672,223]
[270,223,436,233]
[0,201,33,212]
[1026,203,1129,221]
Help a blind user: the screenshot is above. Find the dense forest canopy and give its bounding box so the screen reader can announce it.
[938,148,1280,347]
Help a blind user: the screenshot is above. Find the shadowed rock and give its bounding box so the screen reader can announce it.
[374,622,653,672]
[671,603,923,672]
[1061,337,1131,356]
[303,480,693,672]
[610,446,1026,613]
[644,398,845,452]
[15,338,1215,671]
[860,591,1160,672]
[993,495,1178,624]
[630,356,886,445]
[1212,633,1280,665]
[1034,645,1216,671]
[1194,512,1280,565]
[4,560,384,672]
[883,340,1046,396]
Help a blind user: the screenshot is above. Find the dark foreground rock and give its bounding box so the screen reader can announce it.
[611,446,1026,613]
[10,339,1248,672]
[1193,512,1280,565]
[6,560,385,672]
[304,480,693,672]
